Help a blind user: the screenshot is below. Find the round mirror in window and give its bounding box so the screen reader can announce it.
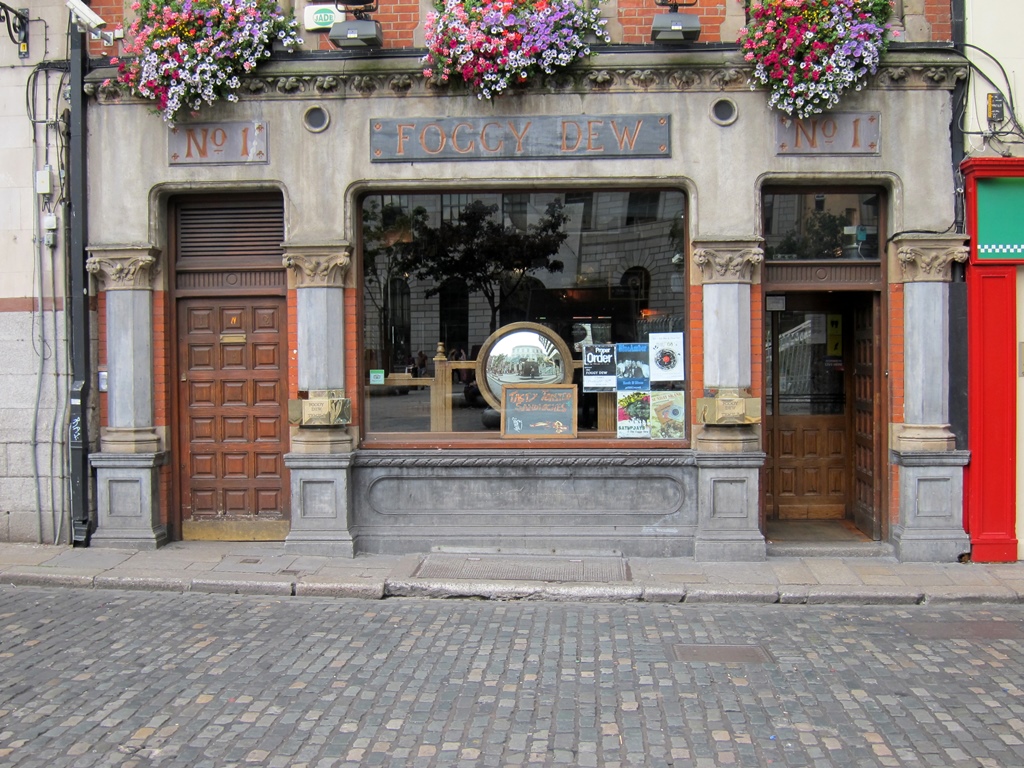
[475,322,574,410]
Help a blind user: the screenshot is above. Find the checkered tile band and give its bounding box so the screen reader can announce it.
[978,244,1024,254]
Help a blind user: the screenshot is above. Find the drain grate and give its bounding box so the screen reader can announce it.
[671,644,773,663]
[415,554,629,583]
[901,621,1024,640]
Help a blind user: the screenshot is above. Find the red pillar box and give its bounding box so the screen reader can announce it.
[963,157,1023,562]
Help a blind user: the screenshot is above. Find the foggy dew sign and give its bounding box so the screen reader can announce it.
[370,115,671,162]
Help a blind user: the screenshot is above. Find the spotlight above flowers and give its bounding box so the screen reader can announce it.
[738,0,894,119]
[110,0,301,123]
[422,0,610,100]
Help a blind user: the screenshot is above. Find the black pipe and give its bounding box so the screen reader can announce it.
[947,0,968,453]
[68,24,91,544]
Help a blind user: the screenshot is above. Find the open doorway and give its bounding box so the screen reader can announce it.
[763,291,883,545]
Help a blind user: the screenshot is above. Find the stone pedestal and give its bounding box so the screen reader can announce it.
[284,451,354,556]
[892,450,970,562]
[90,452,168,549]
[694,452,767,562]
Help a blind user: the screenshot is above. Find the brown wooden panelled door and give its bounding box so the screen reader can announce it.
[852,297,881,539]
[765,297,853,521]
[178,297,289,534]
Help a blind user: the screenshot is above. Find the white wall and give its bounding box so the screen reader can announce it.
[964,1,1024,158]
[0,0,76,543]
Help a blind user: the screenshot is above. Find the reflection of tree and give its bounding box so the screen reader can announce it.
[362,199,428,373]
[400,199,569,334]
[768,210,850,260]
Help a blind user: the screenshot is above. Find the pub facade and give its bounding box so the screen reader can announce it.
[83,3,971,560]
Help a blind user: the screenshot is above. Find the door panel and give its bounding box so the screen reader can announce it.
[178,296,289,534]
[852,298,881,539]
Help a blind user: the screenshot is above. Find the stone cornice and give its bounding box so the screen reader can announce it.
[282,244,352,288]
[85,49,970,105]
[692,239,764,285]
[892,234,969,282]
[86,246,160,290]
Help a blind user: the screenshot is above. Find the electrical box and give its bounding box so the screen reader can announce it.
[43,214,57,230]
[988,93,1005,122]
[35,168,51,196]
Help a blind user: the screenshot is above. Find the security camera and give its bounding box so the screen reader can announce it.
[66,0,107,31]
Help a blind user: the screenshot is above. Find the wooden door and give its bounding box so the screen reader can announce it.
[765,302,852,520]
[852,297,881,539]
[178,296,289,536]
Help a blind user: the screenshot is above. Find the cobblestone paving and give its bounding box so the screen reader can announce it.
[1,587,1023,767]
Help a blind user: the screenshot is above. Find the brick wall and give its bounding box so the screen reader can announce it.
[90,0,954,55]
[888,282,904,527]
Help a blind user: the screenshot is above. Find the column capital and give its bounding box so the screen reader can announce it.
[692,238,764,285]
[86,245,160,290]
[283,243,352,288]
[892,233,968,283]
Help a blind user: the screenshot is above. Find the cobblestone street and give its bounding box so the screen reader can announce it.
[1,587,1023,767]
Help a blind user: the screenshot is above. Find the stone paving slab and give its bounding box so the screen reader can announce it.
[0,542,1022,605]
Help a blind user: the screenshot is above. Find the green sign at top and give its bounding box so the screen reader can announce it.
[976,176,1024,260]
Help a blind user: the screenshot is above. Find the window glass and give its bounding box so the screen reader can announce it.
[763,191,881,260]
[360,189,687,437]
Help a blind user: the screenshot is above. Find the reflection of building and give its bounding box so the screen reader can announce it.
[4,0,981,563]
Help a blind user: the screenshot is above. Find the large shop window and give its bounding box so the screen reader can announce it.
[763,190,882,261]
[361,189,688,440]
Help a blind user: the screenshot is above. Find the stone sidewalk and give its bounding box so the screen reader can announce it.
[3,541,1024,604]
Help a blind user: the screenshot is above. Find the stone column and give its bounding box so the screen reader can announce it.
[691,238,766,561]
[891,234,970,561]
[282,244,357,556]
[85,246,167,548]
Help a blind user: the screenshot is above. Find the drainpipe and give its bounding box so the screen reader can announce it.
[67,24,91,544]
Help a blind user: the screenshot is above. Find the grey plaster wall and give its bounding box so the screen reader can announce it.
[86,55,959,253]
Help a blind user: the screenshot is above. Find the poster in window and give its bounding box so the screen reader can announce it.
[582,344,616,392]
[649,391,686,439]
[648,333,685,382]
[617,390,651,438]
[616,343,649,391]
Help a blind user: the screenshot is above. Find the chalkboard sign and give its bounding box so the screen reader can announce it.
[501,384,577,438]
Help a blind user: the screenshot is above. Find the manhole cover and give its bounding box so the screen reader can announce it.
[415,554,629,583]
[901,621,1024,640]
[672,644,773,663]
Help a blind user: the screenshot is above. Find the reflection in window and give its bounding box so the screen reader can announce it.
[763,191,881,260]
[361,190,687,435]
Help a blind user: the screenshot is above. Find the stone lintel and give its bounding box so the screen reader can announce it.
[891,233,968,282]
[86,245,161,290]
[692,238,764,285]
[283,243,352,288]
[892,448,970,467]
[891,423,957,452]
[99,426,162,454]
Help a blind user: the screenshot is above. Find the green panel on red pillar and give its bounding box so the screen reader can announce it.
[976,177,1024,261]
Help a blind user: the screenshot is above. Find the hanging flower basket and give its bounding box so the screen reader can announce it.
[422,0,609,99]
[737,0,893,119]
[110,0,301,123]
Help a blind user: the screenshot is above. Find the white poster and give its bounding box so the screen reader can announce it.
[649,332,685,382]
